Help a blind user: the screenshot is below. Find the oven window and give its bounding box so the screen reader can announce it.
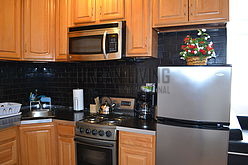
[76,142,113,165]
[69,35,103,54]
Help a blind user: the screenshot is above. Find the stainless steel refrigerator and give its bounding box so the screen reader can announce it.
[157,66,232,165]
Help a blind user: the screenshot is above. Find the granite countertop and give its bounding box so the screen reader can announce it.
[1,106,156,133]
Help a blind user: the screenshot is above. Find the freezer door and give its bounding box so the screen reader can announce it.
[156,123,229,165]
[158,66,231,123]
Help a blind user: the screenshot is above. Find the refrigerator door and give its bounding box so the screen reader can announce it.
[158,66,231,123]
[156,123,229,165]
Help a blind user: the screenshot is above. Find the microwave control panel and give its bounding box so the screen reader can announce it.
[106,34,118,53]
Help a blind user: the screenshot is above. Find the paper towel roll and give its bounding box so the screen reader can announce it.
[73,89,84,111]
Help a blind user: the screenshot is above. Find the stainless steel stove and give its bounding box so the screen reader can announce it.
[76,114,129,141]
[74,97,135,165]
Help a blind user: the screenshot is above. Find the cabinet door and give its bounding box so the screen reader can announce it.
[73,0,96,24]
[189,0,229,22]
[56,0,71,61]
[120,146,153,165]
[19,123,56,165]
[23,0,56,60]
[126,0,157,57]
[119,131,156,165]
[56,121,75,165]
[0,127,18,165]
[58,136,75,165]
[0,0,21,59]
[153,0,188,27]
[99,0,125,21]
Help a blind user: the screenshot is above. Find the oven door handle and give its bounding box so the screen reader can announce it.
[102,31,108,59]
[74,137,114,148]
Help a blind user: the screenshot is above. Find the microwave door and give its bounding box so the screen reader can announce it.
[69,35,104,55]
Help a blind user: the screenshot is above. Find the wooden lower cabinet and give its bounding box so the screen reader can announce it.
[119,131,156,165]
[0,126,18,165]
[19,123,57,165]
[55,120,75,165]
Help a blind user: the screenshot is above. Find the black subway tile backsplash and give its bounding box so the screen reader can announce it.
[0,28,227,108]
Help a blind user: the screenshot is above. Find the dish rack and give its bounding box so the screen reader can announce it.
[0,102,22,118]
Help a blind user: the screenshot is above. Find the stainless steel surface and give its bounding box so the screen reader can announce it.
[31,109,49,117]
[69,21,124,61]
[75,135,117,165]
[76,121,118,141]
[156,123,229,165]
[158,66,231,123]
[103,31,107,59]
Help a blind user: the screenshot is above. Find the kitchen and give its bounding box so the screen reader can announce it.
[0,0,247,165]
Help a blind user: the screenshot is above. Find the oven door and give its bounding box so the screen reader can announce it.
[74,136,117,165]
[68,28,122,61]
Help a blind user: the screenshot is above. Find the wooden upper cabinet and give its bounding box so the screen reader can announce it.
[19,123,57,165]
[23,0,56,61]
[153,0,188,26]
[0,126,18,165]
[153,0,229,27]
[0,0,21,59]
[189,0,229,22]
[99,0,125,21]
[72,0,125,25]
[126,0,157,57]
[56,0,71,61]
[72,0,96,24]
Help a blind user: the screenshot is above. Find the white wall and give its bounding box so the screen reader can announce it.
[227,0,248,115]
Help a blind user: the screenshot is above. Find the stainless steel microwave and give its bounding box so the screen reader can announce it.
[68,21,126,61]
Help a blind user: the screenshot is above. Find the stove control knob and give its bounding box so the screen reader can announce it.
[86,128,91,134]
[98,130,105,136]
[79,128,84,133]
[106,131,112,137]
[92,129,98,135]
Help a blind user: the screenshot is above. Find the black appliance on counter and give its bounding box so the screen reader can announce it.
[135,92,156,120]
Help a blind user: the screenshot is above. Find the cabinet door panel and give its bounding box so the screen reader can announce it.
[56,0,71,61]
[58,136,75,165]
[0,0,21,59]
[0,127,18,165]
[19,124,56,165]
[120,146,153,165]
[189,0,229,22]
[73,0,96,24]
[126,0,153,56]
[23,0,55,60]
[153,0,188,26]
[99,0,124,21]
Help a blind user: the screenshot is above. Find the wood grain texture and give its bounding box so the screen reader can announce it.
[0,0,21,59]
[55,120,75,165]
[119,131,156,165]
[23,0,56,60]
[0,126,18,165]
[153,0,229,27]
[55,0,71,61]
[72,0,96,24]
[189,0,229,22]
[99,0,125,21]
[19,123,56,165]
[153,0,188,26]
[125,0,157,57]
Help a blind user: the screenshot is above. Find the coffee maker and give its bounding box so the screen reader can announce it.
[135,91,156,120]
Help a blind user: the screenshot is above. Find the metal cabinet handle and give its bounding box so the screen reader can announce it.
[102,31,108,59]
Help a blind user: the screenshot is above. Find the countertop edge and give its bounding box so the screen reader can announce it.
[116,126,156,135]
[20,118,53,124]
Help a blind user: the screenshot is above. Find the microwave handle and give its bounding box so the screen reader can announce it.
[102,31,107,59]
